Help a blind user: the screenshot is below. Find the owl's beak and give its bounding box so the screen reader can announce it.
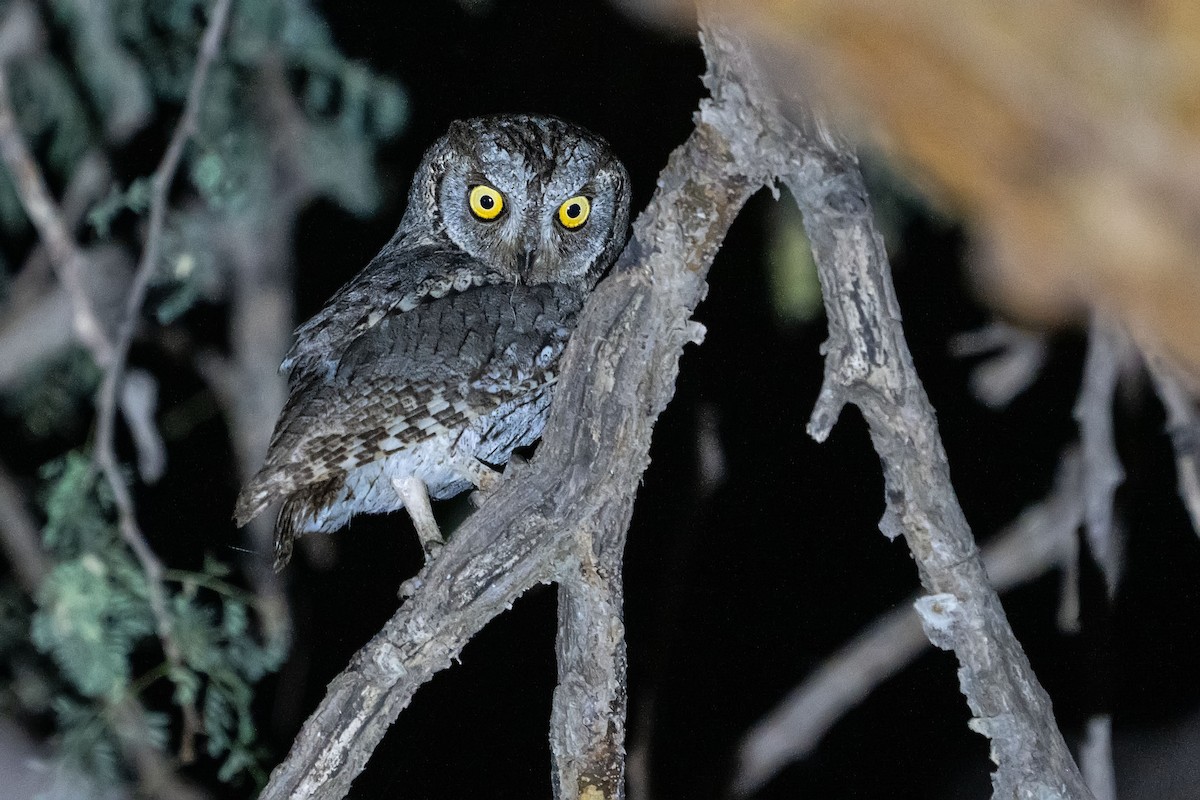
[521,244,538,276]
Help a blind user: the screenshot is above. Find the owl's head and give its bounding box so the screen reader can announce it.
[403,114,631,290]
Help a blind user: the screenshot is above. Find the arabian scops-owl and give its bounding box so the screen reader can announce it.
[234,114,631,570]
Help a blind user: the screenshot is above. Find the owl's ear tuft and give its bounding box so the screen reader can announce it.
[446,119,475,143]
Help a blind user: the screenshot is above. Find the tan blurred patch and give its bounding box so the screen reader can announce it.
[629,0,1200,377]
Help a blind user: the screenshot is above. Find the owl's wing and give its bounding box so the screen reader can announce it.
[233,282,584,527]
[281,242,505,385]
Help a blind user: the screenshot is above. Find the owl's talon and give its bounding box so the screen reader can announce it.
[455,456,502,494]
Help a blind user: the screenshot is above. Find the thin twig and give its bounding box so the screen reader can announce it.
[1144,351,1200,537]
[89,0,234,760]
[93,0,233,465]
[950,321,1049,410]
[1073,312,1127,597]
[1079,714,1117,800]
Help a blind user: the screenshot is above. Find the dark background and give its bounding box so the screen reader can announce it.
[124,2,1200,797]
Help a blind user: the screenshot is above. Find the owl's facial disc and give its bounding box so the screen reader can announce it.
[430,115,631,290]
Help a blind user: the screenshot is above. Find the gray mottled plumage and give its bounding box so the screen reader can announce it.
[233,114,630,570]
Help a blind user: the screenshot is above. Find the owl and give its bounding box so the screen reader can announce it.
[234,114,631,571]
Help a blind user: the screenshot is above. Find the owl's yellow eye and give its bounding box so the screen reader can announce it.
[556,195,591,229]
[468,184,504,220]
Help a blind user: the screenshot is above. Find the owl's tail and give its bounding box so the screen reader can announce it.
[234,466,345,572]
[271,478,346,571]
[232,464,298,528]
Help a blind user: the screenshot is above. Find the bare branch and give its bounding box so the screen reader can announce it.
[87,0,234,760]
[1079,715,1116,800]
[550,552,628,799]
[0,458,48,593]
[951,321,1049,410]
[0,40,113,363]
[1073,313,1127,596]
[789,63,1093,800]
[1145,351,1200,538]
[733,449,1086,795]
[119,368,167,484]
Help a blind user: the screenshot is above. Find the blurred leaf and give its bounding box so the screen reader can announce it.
[4,348,102,440]
[766,198,822,325]
[53,697,125,783]
[31,554,154,698]
[37,452,114,558]
[51,0,153,142]
[87,177,152,237]
[301,119,382,216]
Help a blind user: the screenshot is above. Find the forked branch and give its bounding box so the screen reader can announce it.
[790,107,1093,797]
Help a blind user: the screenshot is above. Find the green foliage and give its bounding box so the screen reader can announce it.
[87,178,152,237]
[153,209,225,324]
[101,0,409,321]
[32,554,154,699]
[5,347,102,439]
[1,1,407,320]
[37,452,114,559]
[49,0,153,142]
[25,454,287,786]
[169,581,287,783]
[0,1,405,792]
[51,697,126,784]
[31,455,151,699]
